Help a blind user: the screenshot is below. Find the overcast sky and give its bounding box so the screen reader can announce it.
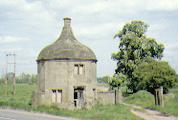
[0,0,178,77]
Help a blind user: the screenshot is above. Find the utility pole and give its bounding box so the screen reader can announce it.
[6,53,16,96]
[4,55,8,96]
[1,67,5,95]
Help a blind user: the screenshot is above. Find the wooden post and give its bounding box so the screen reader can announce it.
[154,90,157,106]
[4,55,8,96]
[114,89,116,105]
[160,86,164,107]
[4,75,8,96]
[13,53,16,96]
[115,88,123,104]
[155,86,164,107]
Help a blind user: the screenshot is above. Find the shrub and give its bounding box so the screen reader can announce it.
[124,90,155,107]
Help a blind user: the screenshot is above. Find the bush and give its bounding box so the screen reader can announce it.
[133,59,177,94]
[124,90,155,107]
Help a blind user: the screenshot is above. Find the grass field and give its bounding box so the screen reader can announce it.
[0,83,36,109]
[0,83,141,120]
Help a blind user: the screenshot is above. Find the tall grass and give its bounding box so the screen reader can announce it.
[0,83,36,109]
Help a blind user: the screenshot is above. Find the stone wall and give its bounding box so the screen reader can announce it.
[97,90,122,105]
[97,91,115,104]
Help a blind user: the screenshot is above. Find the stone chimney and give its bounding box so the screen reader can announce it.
[56,17,76,41]
[63,17,71,28]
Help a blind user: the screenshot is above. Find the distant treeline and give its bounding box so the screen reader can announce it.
[0,73,37,84]
[97,76,110,84]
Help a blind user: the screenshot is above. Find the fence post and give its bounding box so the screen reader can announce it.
[114,90,116,105]
[115,88,122,104]
[155,86,164,107]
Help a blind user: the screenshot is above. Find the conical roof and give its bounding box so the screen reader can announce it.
[37,17,97,62]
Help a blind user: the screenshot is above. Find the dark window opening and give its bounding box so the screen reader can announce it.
[74,91,78,99]
[74,101,77,107]
[74,64,84,75]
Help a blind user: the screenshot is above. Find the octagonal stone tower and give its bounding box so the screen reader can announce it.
[33,18,97,109]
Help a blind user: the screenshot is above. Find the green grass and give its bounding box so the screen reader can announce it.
[124,90,155,108]
[0,83,141,120]
[34,104,141,120]
[0,83,36,110]
[124,89,178,117]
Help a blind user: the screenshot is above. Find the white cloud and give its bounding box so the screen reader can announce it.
[0,48,22,53]
[145,0,178,11]
[0,36,30,44]
[70,0,178,18]
[163,42,178,57]
[75,22,121,39]
[165,42,178,50]
[0,0,57,35]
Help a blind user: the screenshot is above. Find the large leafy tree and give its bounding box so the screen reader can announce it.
[112,20,164,92]
[133,58,177,94]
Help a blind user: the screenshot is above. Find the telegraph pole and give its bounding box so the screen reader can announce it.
[12,53,16,96]
[1,67,5,95]
[4,55,8,96]
[6,53,16,96]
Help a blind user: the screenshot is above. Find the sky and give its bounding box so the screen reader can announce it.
[0,0,178,77]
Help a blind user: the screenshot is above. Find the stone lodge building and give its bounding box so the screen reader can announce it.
[33,18,98,109]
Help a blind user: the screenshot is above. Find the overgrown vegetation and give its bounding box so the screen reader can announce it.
[0,83,141,120]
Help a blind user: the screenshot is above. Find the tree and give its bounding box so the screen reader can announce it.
[133,58,177,94]
[112,20,164,92]
[97,76,110,84]
[16,73,37,84]
[108,73,126,90]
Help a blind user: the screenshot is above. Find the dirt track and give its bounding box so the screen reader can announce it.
[131,109,178,120]
[122,103,178,120]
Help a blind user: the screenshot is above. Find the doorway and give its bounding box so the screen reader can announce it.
[74,87,84,108]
